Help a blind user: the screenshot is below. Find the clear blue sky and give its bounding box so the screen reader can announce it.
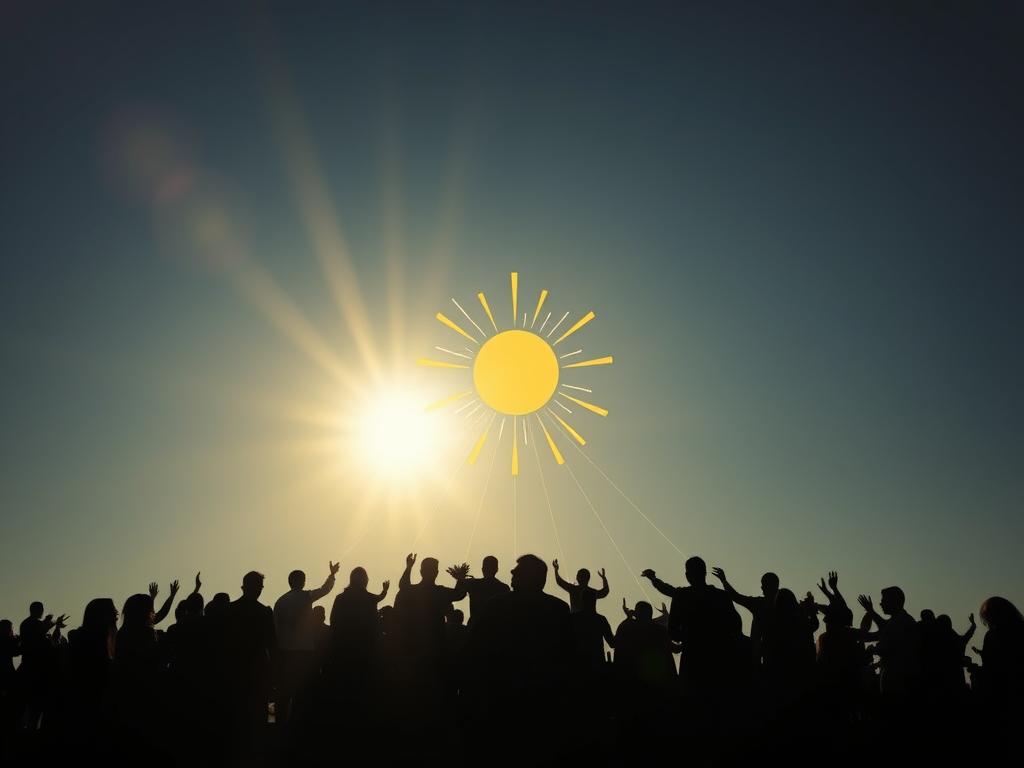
[1,2,1021,634]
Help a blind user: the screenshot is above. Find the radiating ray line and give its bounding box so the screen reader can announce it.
[435,346,471,359]
[560,393,609,416]
[530,421,565,561]
[547,311,570,338]
[563,355,614,369]
[436,312,478,344]
[478,292,499,332]
[498,417,506,440]
[560,349,583,359]
[464,403,482,419]
[538,311,552,333]
[552,420,685,557]
[536,415,565,465]
[465,347,474,354]
[464,435,499,561]
[511,272,518,326]
[563,384,593,393]
[531,290,549,328]
[417,358,469,369]
[549,411,586,445]
[452,298,487,339]
[555,400,572,414]
[467,412,496,464]
[522,418,528,446]
[554,310,595,345]
[473,406,492,425]
[512,416,519,475]
[523,312,527,327]
[513,474,518,558]
[565,462,651,600]
[426,390,472,411]
[454,398,478,414]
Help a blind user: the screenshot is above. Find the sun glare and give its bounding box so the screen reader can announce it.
[355,390,440,479]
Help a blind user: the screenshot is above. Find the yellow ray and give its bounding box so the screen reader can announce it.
[550,412,586,445]
[512,437,519,476]
[554,310,596,345]
[531,289,549,327]
[562,355,614,369]
[436,312,478,344]
[478,292,498,332]
[426,390,472,411]
[467,421,491,464]
[417,358,469,369]
[511,272,518,326]
[536,415,565,465]
[560,393,609,416]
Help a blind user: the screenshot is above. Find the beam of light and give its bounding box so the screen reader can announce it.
[435,346,471,359]
[538,311,552,333]
[467,412,496,464]
[522,417,528,446]
[464,403,482,419]
[549,411,586,445]
[436,312,478,344]
[454,398,478,414]
[563,355,614,369]
[562,384,593,393]
[565,462,651,601]
[478,292,499,332]
[536,414,565,465]
[551,419,685,557]
[511,272,518,326]
[513,473,518,558]
[531,290,549,328]
[546,311,570,338]
[417,358,469,369]
[452,298,487,339]
[523,312,527,327]
[554,400,572,414]
[529,421,565,561]
[559,349,583,359]
[498,417,506,440]
[465,432,500,560]
[554,310,596,345]
[426,390,472,411]
[512,416,519,475]
[560,393,609,416]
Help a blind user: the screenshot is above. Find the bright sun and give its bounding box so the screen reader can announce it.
[419,272,613,475]
[357,389,440,478]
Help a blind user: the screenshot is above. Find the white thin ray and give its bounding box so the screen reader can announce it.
[555,400,572,414]
[538,311,552,332]
[498,417,506,440]
[523,418,528,446]
[435,346,471,360]
[562,384,593,393]
[530,421,565,561]
[547,311,570,338]
[464,403,482,419]
[559,349,583,359]
[465,433,500,561]
[454,398,478,415]
[452,297,487,339]
[522,312,527,327]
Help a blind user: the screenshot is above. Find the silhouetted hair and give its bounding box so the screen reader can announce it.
[29,601,43,618]
[881,586,905,610]
[482,556,499,576]
[577,568,591,585]
[512,554,548,592]
[0,619,12,637]
[81,598,118,635]
[312,605,326,622]
[634,601,653,621]
[980,596,1023,629]
[184,592,204,616]
[122,594,154,629]
[349,567,369,589]
[288,570,306,589]
[920,609,936,623]
[761,572,780,592]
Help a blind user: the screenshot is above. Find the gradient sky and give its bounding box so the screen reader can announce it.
[2,2,1022,637]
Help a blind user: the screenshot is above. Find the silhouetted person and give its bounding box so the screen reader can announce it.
[858,586,921,697]
[273,562,338,722]
[552,560,609,614]
[148,579,181,626]
[66,598,118,753]
[613,601,675,687]
[0,619,20,739]
[761,588,818,718]
[813,573,863,728]
[225,571,277,739]
[971,596,1024,737]
[447,555,510,626]
[328,567,389,701]
[18,601,65,730]
[111,593,164,752]
[711,566,779,665]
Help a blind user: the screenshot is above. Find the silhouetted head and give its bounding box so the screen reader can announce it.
[685,557,707,586]
[761,572,780,597]
[0,620,13,638]
[576,568,591,587]
[122,594,155,629]
[379,605,394,632]
[207,593,230,615]
[184,592,204,617]
[824,604,853,629]
[774,588,799,618]
[879,586,906,616]
[174,601,188,622]
[936,614,953,634]
[482,556,499,578]
[420,557,440,584]
[312,606,326,625]
[242,571,265,600]
[511,554,547,593]
[29,601,44,619]
[288,570,306,590]
[349,567,369,590]
[449,609,465,627]
[634,601,653,622]
[82,598,118,634]
[980,596,1023,630]
[920,609,936,624]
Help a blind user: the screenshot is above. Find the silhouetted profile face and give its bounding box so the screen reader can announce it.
[577,568,591,587]
[421,557,440,583]
[29,601,43,619]
[122,594,155,628]
[242,571,265,600]
[761,572,779,597]
[511,554,547,592]
[350,567,369,590]
[879,586,905,615]
[684,557,707,587]
[635,602,653,622]
[313,606,326,625]
[288,570,306,590]
[482,556,499,578]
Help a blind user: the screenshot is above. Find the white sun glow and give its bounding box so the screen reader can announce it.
[353,389,442,480]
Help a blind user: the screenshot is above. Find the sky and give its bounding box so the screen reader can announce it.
[1,1,1022,637]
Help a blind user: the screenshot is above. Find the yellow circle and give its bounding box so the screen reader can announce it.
[473,330,559,415]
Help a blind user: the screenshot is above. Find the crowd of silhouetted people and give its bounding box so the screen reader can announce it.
[1,552,1022,765]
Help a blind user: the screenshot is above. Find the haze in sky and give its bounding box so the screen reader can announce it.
[1,2,1022,633]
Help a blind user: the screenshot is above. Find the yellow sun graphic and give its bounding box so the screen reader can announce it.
[419,272,613,475]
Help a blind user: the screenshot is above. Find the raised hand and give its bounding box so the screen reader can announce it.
[817,578,830,597]
[149,582,159,599]
[598,568,607,580]
[641,568,656,580]
[710,567,726,584]
[194,572,202,593]
[659,603,669,618]
[828,570,839,590]
[857,594,874,613]
[406,553,417,568]
[169,580,180,597]
[329,561,340,576]
[622,597,629,616]
[54,614,68,631]
[552,559,560,571]
[381,580,390,595]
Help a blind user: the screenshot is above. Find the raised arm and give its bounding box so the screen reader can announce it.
[446,563,470,602]
[857,594,887,629]
[711,567,758,612]
[153,580,180,625]
[595,568,610,599]
[308,562,339,602]
[552,559,573,594]
[958,613,977,652]
[641,569,677,599]
[375,580,390,603]
[399,553,416,590]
